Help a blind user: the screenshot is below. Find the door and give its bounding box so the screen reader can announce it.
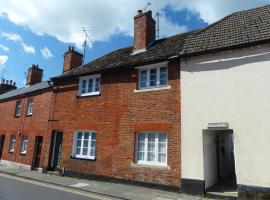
[32,136,43,169]
[48,132,63,171]
[0,135,5,159]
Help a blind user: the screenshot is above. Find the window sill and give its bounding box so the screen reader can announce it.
[26,114,32,117]
[131,163,170,170]
[14,115,20,118]
[20,152,26,156]
[134,85,171,93]
[8,151,14,154]
[76,92,100,98]
[70,156,96,161]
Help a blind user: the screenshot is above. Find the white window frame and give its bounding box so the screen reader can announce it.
[15,100,22,116]
[26,98,34,115]
[20,136,28,154]
[135,132,168,166]
[78,74,101,97]
[137,62,168,90]
[72,130,96,160]
[9,135,16,152]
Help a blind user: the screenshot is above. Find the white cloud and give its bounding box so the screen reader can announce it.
[0,44,9,51]
[22,42,35,54]
[41,46,54,59]
[0,0,269,48]
[0,55,8,71]
[0,31,35,54]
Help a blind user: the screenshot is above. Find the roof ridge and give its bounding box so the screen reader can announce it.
[193,4,270,36]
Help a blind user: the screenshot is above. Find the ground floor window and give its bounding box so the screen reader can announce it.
[136,132,167,166]
[9,135,16,152]
[20,136,28,154]
[72,131,96,159]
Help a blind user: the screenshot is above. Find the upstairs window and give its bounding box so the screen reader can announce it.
[26,98,34,116]
[15,100,22,116]
[20,136,28,154]
[136,132,167,166]
[9,135,16,152]
[139,65,168,90]
[78,74,101,96]
[72,131,96,160]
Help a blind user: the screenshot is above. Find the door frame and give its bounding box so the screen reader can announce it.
[31,136,43,170]
[48,131,63,171]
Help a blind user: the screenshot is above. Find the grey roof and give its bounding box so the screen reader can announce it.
[181,5,270,56]
[55,31,195,79]
[0,81,51,101]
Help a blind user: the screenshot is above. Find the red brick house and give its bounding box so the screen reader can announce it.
[45,10,186,188]
[0,64,53,171]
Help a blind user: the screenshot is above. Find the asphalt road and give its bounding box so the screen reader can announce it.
[0,174,111,200]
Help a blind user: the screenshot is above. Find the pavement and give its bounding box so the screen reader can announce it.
[0,164,214,200]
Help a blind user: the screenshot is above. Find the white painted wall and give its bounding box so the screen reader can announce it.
[181,44,270,188]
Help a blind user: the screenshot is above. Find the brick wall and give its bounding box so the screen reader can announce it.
[0,91,53,168]
[49,59,181,187]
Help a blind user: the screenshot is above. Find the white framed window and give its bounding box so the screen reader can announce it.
[20,136,28,154]
[9,135,16,152]
[138,64,168,90]
[72,131,96,159]
[26,98,34,115]
[15,100,22,116]
[78,74,101,96]
[136,132,167,166]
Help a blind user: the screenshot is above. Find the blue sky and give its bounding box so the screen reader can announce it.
[0,0,269,88]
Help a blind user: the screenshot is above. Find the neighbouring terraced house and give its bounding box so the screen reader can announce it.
[0,5,270,200]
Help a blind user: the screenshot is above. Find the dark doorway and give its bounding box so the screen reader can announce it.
[203,129,237,198]
[0,135,5,159]
[48,132,63,171]
[32,136,43,170]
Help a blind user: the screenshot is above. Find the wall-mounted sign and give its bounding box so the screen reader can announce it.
[207,122,229,129]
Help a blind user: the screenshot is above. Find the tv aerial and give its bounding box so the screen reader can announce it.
[143,2,152,11]
[82,27,93,64]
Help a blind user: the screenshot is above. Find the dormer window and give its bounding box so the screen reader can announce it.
[138,62,168,90]
[78,74,101,97]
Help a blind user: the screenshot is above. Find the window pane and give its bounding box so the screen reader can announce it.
[90,140,96,157]
[147,133,156,162]
[77,132,82,139]
[158,134,166,143]
[158,142,166,153]
[83,147,88,155]
[138,152,144,161]
[160,67,168,86]
[150,69,157,87]
[147,152,155,162]
[148,133,155,142]
[76,140,81,148]
[84,132,90,140]
[88,79,93,93]
[76,147,81,155]
[158,153,166,163]
[95,78,100,92]
[83,139,89,148]
[81,80,87,94]
[140,70,147,88]
[91,132,96,141]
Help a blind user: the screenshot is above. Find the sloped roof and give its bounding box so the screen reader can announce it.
[181,5,270,56]
[0,81,51,101]
[55,31,194,79]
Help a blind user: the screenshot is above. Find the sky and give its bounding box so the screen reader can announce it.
[0,0,269,88]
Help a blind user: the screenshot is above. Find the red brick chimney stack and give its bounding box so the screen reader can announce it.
[63,46,83,73]
[0,79,17,95]
[134,10,156,52]
[26,64,43,86]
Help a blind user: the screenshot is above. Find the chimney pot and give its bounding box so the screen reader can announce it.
[5,80,8,84]
[137,10,142,14]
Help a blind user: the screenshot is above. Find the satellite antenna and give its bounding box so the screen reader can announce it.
[143,2,152,11]
[156,12,160,39]
[0,64,6,81]
[82,27,93,64]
